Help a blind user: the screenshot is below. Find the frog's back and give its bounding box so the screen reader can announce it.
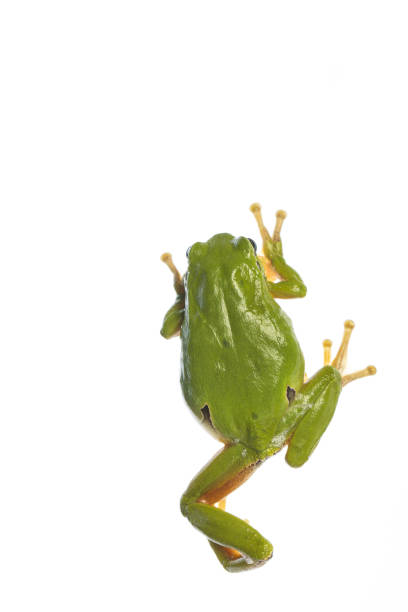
[180,234,304,452]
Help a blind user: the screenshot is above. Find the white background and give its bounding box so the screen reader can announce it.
[0,1,407,611]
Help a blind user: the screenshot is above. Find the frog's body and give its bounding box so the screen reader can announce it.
[181,233,304,452]
[161,205,376,572]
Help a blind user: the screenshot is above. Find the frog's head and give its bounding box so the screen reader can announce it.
[186,233,258,273]
[185,233,264,308]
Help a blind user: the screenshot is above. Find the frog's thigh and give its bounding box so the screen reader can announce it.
[286,366,342,468]
[180,443,273,572]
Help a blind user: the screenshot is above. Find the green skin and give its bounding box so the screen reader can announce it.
[161,229,342,572]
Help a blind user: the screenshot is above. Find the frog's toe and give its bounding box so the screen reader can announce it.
[342,365,377,387]
[322,321,377,386]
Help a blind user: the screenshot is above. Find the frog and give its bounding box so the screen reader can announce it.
[160,204,376,572]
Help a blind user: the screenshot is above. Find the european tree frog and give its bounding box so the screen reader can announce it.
[160,204,376,572]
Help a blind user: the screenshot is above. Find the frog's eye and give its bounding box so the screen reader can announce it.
[186,246,191,258]
[248,238,257,254]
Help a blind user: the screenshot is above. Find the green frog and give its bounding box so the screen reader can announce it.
[160,204,376,572]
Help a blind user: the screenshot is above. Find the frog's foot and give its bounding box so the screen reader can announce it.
[249,204,306,299]
[208,507,269,572]
[250,204,279,281]
[250,203,286,245]
[210,500,270,573]
[323,320,377,386]
[160,252,184,296]
[250,204,287,266]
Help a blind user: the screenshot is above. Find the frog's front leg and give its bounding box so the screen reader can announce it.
[250,203,306,299]
[160,253,185,338]
[180,443,273,572]
[277,321,376,467]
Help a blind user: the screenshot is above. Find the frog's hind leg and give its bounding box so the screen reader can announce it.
[180,443,273,572]
[211,495,250,568]
[282,321,376,468]
[217,498,226,511]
